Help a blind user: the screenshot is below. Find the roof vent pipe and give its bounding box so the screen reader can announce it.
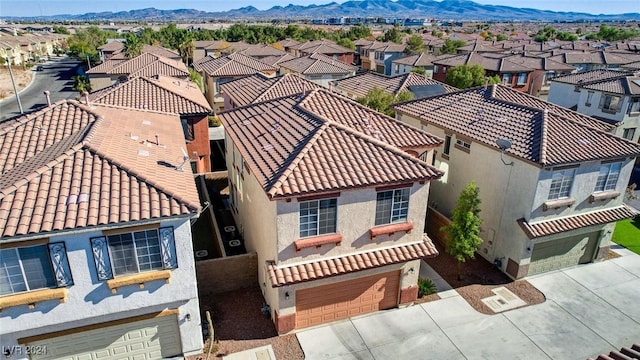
[43,90,51,107]
[82,92,89,105]
[155,134,160,146]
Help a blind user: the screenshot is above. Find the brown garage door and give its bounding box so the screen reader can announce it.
[295,271,400,329]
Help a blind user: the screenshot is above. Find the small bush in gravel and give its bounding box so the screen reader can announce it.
[418,277,437,297]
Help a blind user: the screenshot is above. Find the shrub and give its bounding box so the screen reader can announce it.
[208,115,221,127]
[418,277,437,297]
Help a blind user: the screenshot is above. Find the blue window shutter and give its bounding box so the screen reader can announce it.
[159,227,178,269]
[91,236,113,280]
[48,242,74,287]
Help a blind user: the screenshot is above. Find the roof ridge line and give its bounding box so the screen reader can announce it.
[84,145,199,212]
[140,76,211,111]
[539,109,550,166]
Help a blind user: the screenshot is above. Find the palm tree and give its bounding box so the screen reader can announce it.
[179,39,194,65]
[123,34,142,58]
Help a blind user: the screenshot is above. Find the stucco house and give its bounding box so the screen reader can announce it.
[390,52,439,77]
[548,70,640,143]
[277,53,358,88]
[219,73,321,109]
[217,88,443,333]
[87,75,214,173]
[332,71,457,101]
[0,100,203,359]
[393,84,640,279]
[192,52,277,113]
[86,52,189,91]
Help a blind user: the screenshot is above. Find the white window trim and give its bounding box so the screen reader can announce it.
[107,231,163,277]
[548,168,575,200]
[375,188,411,225]
[594,162,622,192]
[299,198,338,238]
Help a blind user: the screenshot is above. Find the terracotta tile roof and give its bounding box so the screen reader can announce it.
[218,89,443,199]
[581,75,640,96]
[558,51,634,66]
[276,38,301,48]
[98,41,124,51]
[267,237,438,286]
[433,52,534,73]
[259,53,298,67]
[278,53,357,75]
[239,44,287,57]
[333,71,457,99]
[88,75,211,115]
[503,55,576,72]
[458,41,503,53]
[192,52,276,76]
[517,205,637,239]
[393,84,640,167]
[294,39,353,55]
[392,52,438,67]
[87,52,189,79]
[220,73,322,107]
[550,69,632,85]
[0,101,201,239]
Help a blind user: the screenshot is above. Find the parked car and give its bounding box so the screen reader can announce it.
[35,65,43,71]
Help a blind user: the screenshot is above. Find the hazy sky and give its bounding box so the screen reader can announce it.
[0,0,638,17]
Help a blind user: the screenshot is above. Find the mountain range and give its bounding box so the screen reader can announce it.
[4,0,640,21]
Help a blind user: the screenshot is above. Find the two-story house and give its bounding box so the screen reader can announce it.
[217,88,444,333]
[390,52,439,77]
[277,53,357,88]
[192,52,277,112]
[219,73,321,109]
[86,52,189,91]
[0,100,203,359]
[332,71,457,101]
[372,43,407,76]
[88,75,214,172]
[292,39,354,64]
[547,70,632,110]
[393,84,640,279]
[548,71,640,143]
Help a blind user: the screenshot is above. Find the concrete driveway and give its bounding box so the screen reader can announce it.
[297,247,640,360]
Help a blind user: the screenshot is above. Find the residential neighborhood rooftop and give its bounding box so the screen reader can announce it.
[192,52,276,76]
[333,71,458,98]
[218,88,444,199]
[0,100,201,239]
[393,84,640,167]
[220,73,322,107]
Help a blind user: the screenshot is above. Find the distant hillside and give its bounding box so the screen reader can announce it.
[3,0,640,21]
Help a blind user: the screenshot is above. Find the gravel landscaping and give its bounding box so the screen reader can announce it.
[424,242,546,313]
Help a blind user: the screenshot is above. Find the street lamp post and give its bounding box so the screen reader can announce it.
[6,57,24,114]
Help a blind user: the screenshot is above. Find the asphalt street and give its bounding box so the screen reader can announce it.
[0,56,81,121]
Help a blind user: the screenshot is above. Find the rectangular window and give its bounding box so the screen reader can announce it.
[443,135,451,155]
[299,199,337,237]
[456,139,471,149]
[629,98,640,114]
[180,118,195,142]
[595,162,622,192]
[623,128,636,140]
[433,65,438,73]
[375,188,410,225]
[548,169,575,200]
[0,246,55,295]
[600,94,621,113]
[516,72,527,85]
[502,73,512,85]
[585,91,594,107]
[108,230,163,276]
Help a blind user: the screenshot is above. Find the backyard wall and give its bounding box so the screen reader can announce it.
[426,206,451,247]
[195,252,258,296]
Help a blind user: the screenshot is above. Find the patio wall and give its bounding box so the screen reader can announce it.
[195,252,258,296]
[426,206,451,247]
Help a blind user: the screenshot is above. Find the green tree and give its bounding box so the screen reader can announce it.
[72,75,91,93]
[410,67,426,75]
[442,181,483,280]
[179,38,195,64]
[52,25,70,34]
[445,64,500,89]
[123,33,142,58]
[405,34,425,54]
[496,34,508,41]
[188,68,203,92]
[357,88,413,117]
[380,27,403,44]
[439,39,466,55]
[336,37,355,50]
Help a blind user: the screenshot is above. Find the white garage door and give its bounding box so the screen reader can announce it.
[27,314,182,360]
[528,232,599,276]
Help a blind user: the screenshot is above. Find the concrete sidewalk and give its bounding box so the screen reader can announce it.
[297,249,640,360]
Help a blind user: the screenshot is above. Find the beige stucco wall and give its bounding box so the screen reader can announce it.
[225,137,279,316]
[275,181,430,265]
[398,113,541,269]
